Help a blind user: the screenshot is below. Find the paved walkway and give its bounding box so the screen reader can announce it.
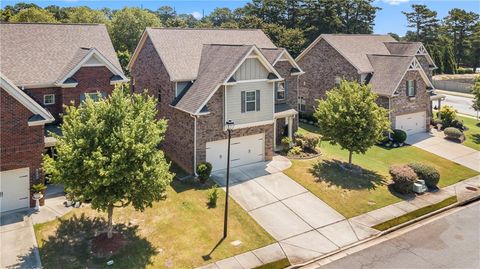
[407,131,480,172]
[207,156,377,267]
[0,185,71,268]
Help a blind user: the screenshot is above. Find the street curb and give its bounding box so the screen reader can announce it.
[435,89,473,98]
[287,195,480,269]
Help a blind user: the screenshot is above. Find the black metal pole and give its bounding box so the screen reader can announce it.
[223,129,231,239]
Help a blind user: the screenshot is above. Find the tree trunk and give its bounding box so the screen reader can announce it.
[348,151,353,165]
[107,204,114,239]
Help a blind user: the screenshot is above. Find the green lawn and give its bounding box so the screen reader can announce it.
[34,179,274,269]
[460,115,480,151]
[284,123,479,218]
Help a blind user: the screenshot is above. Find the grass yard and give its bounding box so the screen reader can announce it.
[284,123,479,218]
[459,115,480,151]
[34,179,274,269]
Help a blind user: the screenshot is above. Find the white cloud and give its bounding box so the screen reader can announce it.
[191,11,202,20]
[382,0,409,5]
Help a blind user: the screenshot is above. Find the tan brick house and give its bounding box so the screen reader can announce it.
[129,28,303,173]
[0,22,127,212]
[296,34,436,135]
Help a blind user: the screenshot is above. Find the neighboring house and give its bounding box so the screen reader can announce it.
[0,22,128,122]
[0,73,54,213]
[296,34,436,135]
[129,28,303,173]
[0,22,127,212]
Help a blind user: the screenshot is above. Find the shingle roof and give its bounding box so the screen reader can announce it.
[367,54,414,96]
[321,34,396,73]
[175,44,254,114]
[0,23,122,87]
[384,42,421,56]
[260,48,284,64]
[145,28,276,81]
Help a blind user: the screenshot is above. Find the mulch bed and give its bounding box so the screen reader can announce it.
[91,232,127,258]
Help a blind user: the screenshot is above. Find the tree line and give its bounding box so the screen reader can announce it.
[1,1,478,73]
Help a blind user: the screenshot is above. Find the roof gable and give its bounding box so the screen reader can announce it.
[130,28,277,82]
[0,72,54,125]
[0,23,124,87]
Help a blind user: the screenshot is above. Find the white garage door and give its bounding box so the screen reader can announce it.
[395,111,426,135]
[206,133,265,171]
[0,168,30,213]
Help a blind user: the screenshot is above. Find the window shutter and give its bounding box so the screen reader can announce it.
[414,80,417,95]
[241,91,245,113]
[274,82,278,97]
[285,80,289,98]
[406,80,409,95]
[256,90,260,111]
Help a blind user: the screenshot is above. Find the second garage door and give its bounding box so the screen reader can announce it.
[206,133,265,171]
[0,168,30,213]
[395,111,427,135]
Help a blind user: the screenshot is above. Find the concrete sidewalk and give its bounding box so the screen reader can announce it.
[407,131,480,172]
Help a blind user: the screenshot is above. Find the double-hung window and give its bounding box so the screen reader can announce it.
[81,92,105,102]
[43,94,55,105]
[407,80,416,97]
[245,91,257,112]
[298,97,306,112]
[276,82,285,100]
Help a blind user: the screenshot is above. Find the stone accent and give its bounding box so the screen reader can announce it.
[297,39,359,113]
[1,88,45,207]
[196,86,274,166]
[24,66,115,122]
[130,36,195,173]
[389,70,431,130]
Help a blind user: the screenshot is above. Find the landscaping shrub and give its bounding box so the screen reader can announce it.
[303,133,320,151]
[196,162,212,183]
[288,146,302,156]
[206,184,219,208]
[457,67,474,74]
[408,163,440,188]
[389,164,418,194]
[439,106,457,127]
[299,112,315,123]
[281,136,292,150]
[450,119,465,131]
[444,127,463,141]
[392,129,407,143]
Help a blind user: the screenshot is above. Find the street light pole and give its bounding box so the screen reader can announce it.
[223,120,234,239]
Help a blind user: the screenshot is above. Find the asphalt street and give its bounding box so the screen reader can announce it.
[316,201,480,269]
[441,93,477,117]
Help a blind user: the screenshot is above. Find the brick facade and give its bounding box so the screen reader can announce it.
[24,66,115,122]
[297,39,359,113]
[1,88,45,207]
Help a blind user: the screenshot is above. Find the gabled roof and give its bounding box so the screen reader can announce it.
[297,34,396,73]
[0,72,54,126]
[384,42,436,67]
[129,28,276,82]
[261,48,305,75]
[175,44,282,115]
[0,22,124,87]
[367,54,434,96]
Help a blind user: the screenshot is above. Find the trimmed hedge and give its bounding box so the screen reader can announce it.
[444,127,463,140]
[196,162,212,183]
[392,129,407,143]
[389,164,418,194]
[408,162,440,188]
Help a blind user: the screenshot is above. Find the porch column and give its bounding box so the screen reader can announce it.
[288,116,293,140]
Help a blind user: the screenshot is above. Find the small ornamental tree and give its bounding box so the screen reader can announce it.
[314,80,391,164]
[43,86,173,238]
[472,76,480,120]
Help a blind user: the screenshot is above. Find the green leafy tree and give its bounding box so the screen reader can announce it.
[43,87,173,238]
[402,4,439,44]
[206,7,235,26]
[156,6,176,23]
[314,80,390,164]
[44,5,69,21]
[443,45,458,74]
[467,23,480,71]
[472,76,480,120]
[9,7,57,23]
[444,8,479,66]
[388,32,400,41]
[165,17,189,28]
[116,50,131,75]
[109,7,161,53]
[66,6,107,24]
[336,0,380,34]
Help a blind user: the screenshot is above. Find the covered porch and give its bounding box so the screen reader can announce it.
[273,104,298,152]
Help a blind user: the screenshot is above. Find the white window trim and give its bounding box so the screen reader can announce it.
[245,90,257,112]
[298,96,306,112]
[43,94,55,105]
[407,80,416,97]
[276,82,285,100]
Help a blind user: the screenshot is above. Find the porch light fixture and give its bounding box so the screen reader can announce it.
[223,119,234,239]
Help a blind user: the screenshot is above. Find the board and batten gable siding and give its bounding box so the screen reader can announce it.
[233,58,269,81]
[226,80,273,126]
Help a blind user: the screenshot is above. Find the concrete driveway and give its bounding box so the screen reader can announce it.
[211,156,377,264]
[407,132,480,172]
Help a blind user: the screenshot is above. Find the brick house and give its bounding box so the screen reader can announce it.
[296,34,436,135]
[0,23,127,212]
[129,28,304,173]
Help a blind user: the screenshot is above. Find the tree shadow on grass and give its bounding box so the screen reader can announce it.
[471,133,480,145]
[37,213,156,269]
[309,159,386,190]
[387,184,416,201]
[171,178,216,194]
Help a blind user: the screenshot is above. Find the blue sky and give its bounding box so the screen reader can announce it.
[2,0,479,35]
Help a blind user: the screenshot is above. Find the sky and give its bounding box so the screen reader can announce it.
[1,0,479,36]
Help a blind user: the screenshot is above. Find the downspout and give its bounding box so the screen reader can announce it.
[388,96,392,139]
[190,114,198,176]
